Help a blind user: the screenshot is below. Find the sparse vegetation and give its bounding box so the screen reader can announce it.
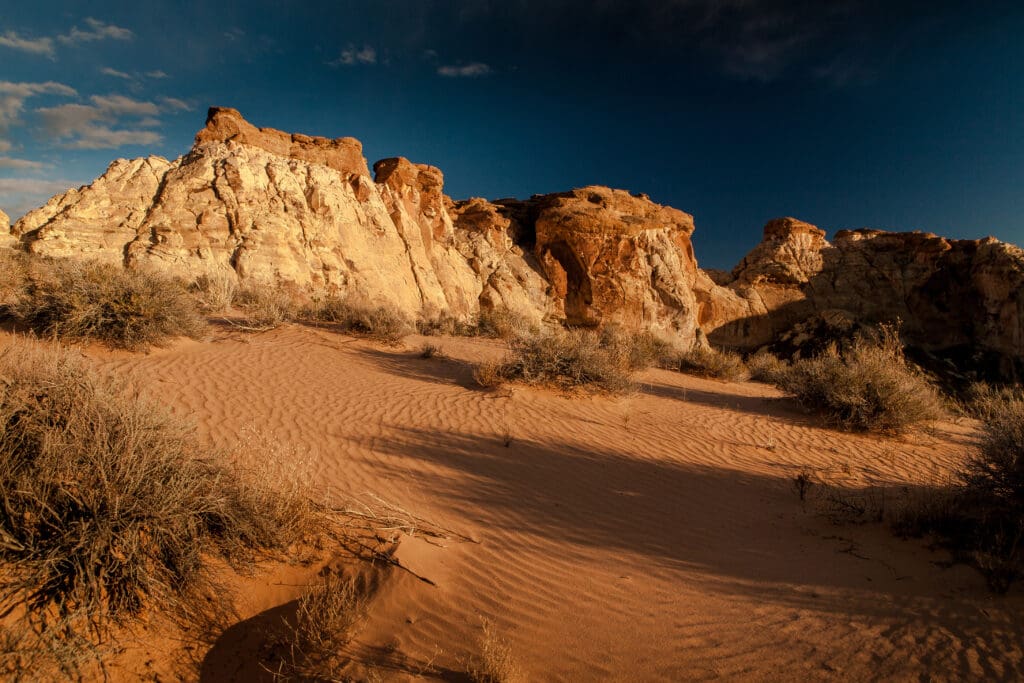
[600,325,674,371]
[474,307,536,340]
[0,250,28,315]
[264,570,369,680]
[773,325,944,433]
[419,342,444,359]
[232,284,297,331]
[13,259,206,350]
[468,620,521,683]
[0,339,323,671]
[746,350,789,384]
[671,345,750,381]
[190,269,238,313]
[476,328,636,393]
[301,294,412,343]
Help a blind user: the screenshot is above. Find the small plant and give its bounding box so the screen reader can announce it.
[420,342,444,359]
[746,350,789,384]
[468,620,520,683]
[672,345,750,381]
[478,328,635,393]
[265,570,369,680]
[474,307,536,340]
[417,313,476,337]
[190,269,238,313]
[774,325,944,433]
[232,285,297,330]
[599,325,674,371]
[301,294,412,343]
[0,249,28,315]
[14,259,206,350]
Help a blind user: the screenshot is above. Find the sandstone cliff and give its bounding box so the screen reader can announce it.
[4,107,1023,375]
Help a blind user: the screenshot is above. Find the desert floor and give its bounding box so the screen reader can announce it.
[25,323,1022,681]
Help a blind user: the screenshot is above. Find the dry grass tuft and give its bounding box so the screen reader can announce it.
[301,294,413,343]
[190,269,238,314]
[264,570,369,680]
[468,620,521,683]
[746,350,789,384]
[774,325,944,433]
[477,328,637,393]
[232,285,297,331]
[0,250,29,315]
[474,307,536,340]
[419,342,444,359]
[0,339,324,670]
[14,259,205,350]
[672,345,750,381]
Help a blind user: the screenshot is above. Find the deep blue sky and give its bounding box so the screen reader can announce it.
[1,1,1021,268]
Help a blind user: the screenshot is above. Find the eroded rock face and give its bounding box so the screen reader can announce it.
[702,219,1024,377]
[0,209,12,249]
[6,108,708,344]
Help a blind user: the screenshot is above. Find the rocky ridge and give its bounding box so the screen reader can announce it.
[5,107,1023,374]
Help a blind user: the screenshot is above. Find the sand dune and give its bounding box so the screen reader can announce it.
[55,324,1023,680]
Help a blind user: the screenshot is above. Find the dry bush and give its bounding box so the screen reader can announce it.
[14,259,205,350]
[417,313,476,337]
[774,326,944,433]
[0,339,323,661]
[474,307,535,340]
[190,269,238,313]
[0,249,29,315]
[477,328,635,393]
[419,342,444,359]
[599,325,674,371]
[672,345,750,381]
[232,285,297,331]
[264,571,369,680]
[301,294,412,343]
[746,350,789,384]
[473,361,505,389]
[468,620,521,683]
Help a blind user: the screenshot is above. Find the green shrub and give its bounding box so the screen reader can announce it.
[14,259,205,350]
[0,339,321,655]
[775,326,944,433]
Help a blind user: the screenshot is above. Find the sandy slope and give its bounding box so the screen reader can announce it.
[71,324,1024,680]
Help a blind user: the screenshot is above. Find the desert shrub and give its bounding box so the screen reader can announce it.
[774,326,944,433]
[417,313,476,337]
[14,259,205,350]
[599,325,674,371]
[0,250,28,315]
[746,350,789,384]
[474,307,535,340]
[468,620,521,683]
[232,285,297,331]
[190,269,238,313]
[478,328,634,393]
[301,294,412,343]
[672,345,750,381]
[264,571,369,680]
[419,342,444,359]
[0,339,321,655]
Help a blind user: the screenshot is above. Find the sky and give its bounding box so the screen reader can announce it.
[0,1,1021,268]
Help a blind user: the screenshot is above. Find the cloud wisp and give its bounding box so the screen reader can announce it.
[0,177,83,219]
[437,62,491,77]
[0,31,55,57]
[37,94,167,150]
[331,44,378,67]
[0,81,78,130]
[57,18,133,45]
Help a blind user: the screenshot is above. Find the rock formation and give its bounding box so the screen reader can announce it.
[3,106,1023,375]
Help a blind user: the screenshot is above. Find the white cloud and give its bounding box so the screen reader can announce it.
[223,27,245,42]
[58,18,133,45]
[332,44,377,66]
[146,70,168,79]
[0,157,47,170]
[437,62,492,77]
[0,177,82,219]
[0,81,77,130]
[35,93,177,149]
[158,96,192,111]
[100,67,133,80]
[0,140,10,153]
[0,31,55,57]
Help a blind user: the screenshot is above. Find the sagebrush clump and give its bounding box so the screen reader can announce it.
[672,345,750,381]
[301,294,413,343]
[14,259,206,349]
[0,339,322,666]
[774,326,944,433]
[232,284,297,330]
